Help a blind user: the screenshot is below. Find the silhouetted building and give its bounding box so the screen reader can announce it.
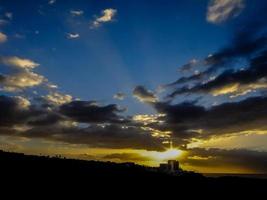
[159,160,180,173]
[159,163,169,171]
[168,160,179,172]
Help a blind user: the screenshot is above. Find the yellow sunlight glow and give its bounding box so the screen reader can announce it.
[141,148,183,161]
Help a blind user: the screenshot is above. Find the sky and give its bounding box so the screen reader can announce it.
[0,0,267,174]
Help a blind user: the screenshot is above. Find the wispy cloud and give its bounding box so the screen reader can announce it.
[14,33,26,39]
[113,92,126,100]
[70,10,84,16]
[5,12,13,20]
[48,0,56,5]
[91,8,117,28]
[0,19,8,26]
[0,32,7,43]
[67,33,80,39]
[0,56,39,69]
[207,0,245,24]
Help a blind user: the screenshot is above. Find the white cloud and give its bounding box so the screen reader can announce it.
[0,32,7,43]
[5,12,13,20]
[14,33,26,39]
[113,92,126,100]
[0,56,40,69]
[70,10,84,16]
[67,33,80,39]
[48,0,56,5]
[207,0,245,24]
[92,8,117,28]
[46,83,58,89]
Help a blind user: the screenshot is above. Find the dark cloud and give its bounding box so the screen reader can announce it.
[171,30,267,89]
[168,6,267,99]
[0,74,5,82]
[169,50,267,97]
[24,124,164,151]
[0,95,64,129]
[165,73,204,88]
[27,112,63,126]
[174,33,266,87]
[133,85,157,103]
[0,95,39,126]
[151,96,267,144]
[0,95,165,151]
[184,148,267,173]
[59,101,127,123]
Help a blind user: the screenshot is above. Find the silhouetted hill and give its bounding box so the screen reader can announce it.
[0,150,199,178]
[0,150,266,192]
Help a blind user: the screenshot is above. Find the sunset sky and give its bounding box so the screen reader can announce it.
[1,0,267,174]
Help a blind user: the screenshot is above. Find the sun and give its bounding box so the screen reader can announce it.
[141,148,183,162]
[154,149,182,160]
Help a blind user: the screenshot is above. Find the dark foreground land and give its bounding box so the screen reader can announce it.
[0,150,266,193]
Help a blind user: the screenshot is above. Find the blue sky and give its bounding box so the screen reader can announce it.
[0,0,232,114]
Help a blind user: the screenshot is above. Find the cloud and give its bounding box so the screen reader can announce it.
[103,153,150,162]
[59,100,127,124]
[0,32,7,43]
[179,59,199,72]
[13,96,31,109]
[5,12,13,20]
[0,56,47,92]
[169,50,267,98]
[0,71,45,91]
[0,19,8,26]
[133,114,165,125]
[152,96,267,145]
[113,92,126,100]
[0,95,35,126]
[0,95,164,151]
[0,93,167,151]
[104,148,267,173]
[0,56,40,69]
[92,8,117,28]
[14,33,26,39]
[70,10,84,16]
[168,13,267,99]
[67,33,80,39]
[184,148,267,173]
[48,0,56,5]
[25,124,164,151]
[207,0,245,24]
[44,92,73,106]
[0,95,65,132]
[133,86,157,103]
